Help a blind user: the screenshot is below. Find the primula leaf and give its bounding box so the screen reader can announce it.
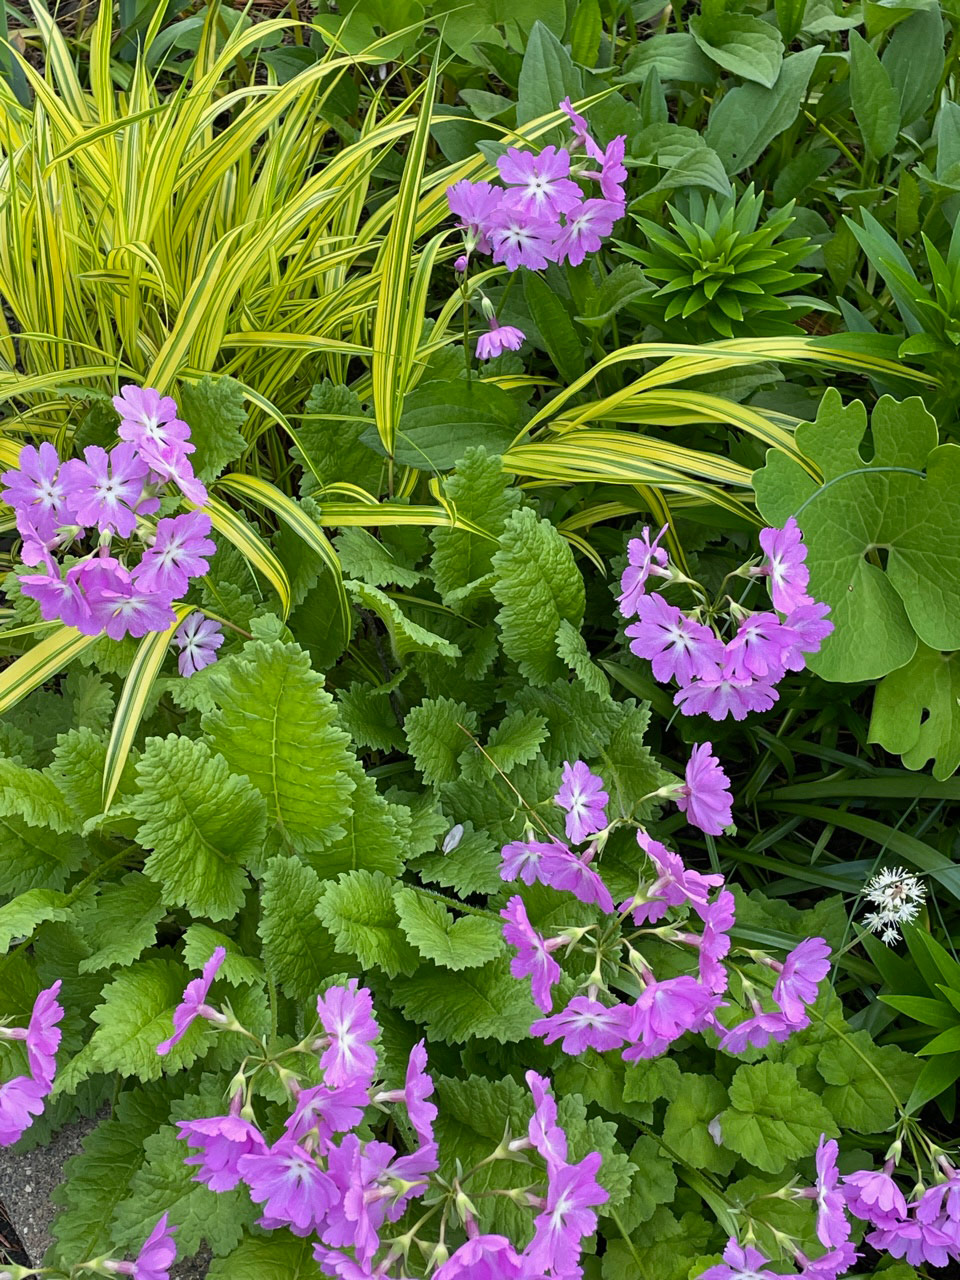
[516,680,621,764]
[719,1061,838,1173]
[662,1074,736,1175]
[258,856,340,1001]
[0,757,77,832]
[87,957,213,1083]
[617,1136,678,1230]
[0,887,72,951]
[492,508,585,686]
[112,1090,257,1256]
[816,1030,922,1131]
[405,696,477,788]
[132,735,267,921]
[385,380,520,471]
[600,700,673,822]
[203,638,355,853]
[182,924,264,987]
[409,821,503,897]
[317,869,420,978]
[393,886,503,970]
[334,527,424,588]
[293,379,381,499]
[206,1235,324,1279]
[753,390,960,681]
[346,580,461,660]
[555,620,610,698]
[391,955,537,1043]
[48,727,137,824]
[849,30,901,159]
[48,1089,172,1267]
[75,874,166,974]
[869,644,960,780]
[430,447,521,606]
[315,764,410,879]
[557,1091,636,1210]
[179,375,246,482]
[624,1056,683,1105]
[0,814,86,896]
[466,709,549,778]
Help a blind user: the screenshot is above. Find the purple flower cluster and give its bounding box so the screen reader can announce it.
[2,386,222,674]
[619,519,833,722]
[447,98,627,359]
[499,761,831,1060]
[711,1147,960,1278]
[161,961,606,1280]
[0,981,64,1147]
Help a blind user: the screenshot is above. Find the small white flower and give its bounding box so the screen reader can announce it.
[862,867,926,945]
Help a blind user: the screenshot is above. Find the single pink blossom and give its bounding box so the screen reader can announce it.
[501,896,562,1012]
[113,386,191,457]
[525,1071,567,1170]
[178,1102,267,1192]
[1,442,72,542]
[553,197,623,267]
[676,742,733,835]
[238,1136,338,1236]
[133,511,216,597]
[700,1238,786,1280]
[316,980,379,1088]
[559,97,592,149]
[674,668,779,722]
[435,1234,530,1280]
[25,980,63,1087]
[103,1213,177,1280]
[147,441,208,505]
[626,974,719,1060]
[19,559,92,632]
[773,936,831,1023]
[759,517,813,614]
[156,946,226,1055]
[446,179,501,255]
[813,1134,851,1248]
[843,1166,908,1225]
[698,889,735,992]
[60,443,149,538]
[623,832,724,924]
[779,601,834,671]
[866,1218,955,1269]
[798,1242,859,1280]
[626,593,724,686]
[500,838,561,886]
[487,207,558,271]
[476,317,525,361]
[718,1008,807,1054]
[86,562,177,641]
[287,1079,370,1150]
[554,760,608,845]
[539,847,615,914]
[724,612,791,681]
[618,524,669,617]
[525,1152,608,1274]
[530,996,633,1055]
[497,145,582,219]
[374,1041,436,1144]
[0,1074,47,1147]
[173,612,223,677]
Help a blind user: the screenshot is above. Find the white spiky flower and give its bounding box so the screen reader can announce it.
[862,867,926,945]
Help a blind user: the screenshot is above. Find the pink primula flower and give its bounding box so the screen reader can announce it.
[316,980,379,1088]
[626,593,724,685]
[497,145,582,219]
[476,317,525,361]
[530,996,633,1055]
[1,442,72,542]
[60,443,149,538]
[759,516,813,614]
[618,524,670,617]
[132,511,216,597]
[501,896,563,1013]
[553,198,623,267]
[676,742,733,836]
[173,612,223,677]
[554,760,608,845]
[156,946,226,1055]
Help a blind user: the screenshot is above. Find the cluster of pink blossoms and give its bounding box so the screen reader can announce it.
[1,386,223,676]
[710,1136,960,1278]
[153,953,606,1280]
[619,520,833,722]
[499,754,832,1060]
[446,98,626,359]
[0,980,63,1147]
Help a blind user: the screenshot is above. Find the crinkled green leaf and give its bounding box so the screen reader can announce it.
[662,1074,736,1174]
[719,1061,838,1173]
[624,1056,683,1105]
[405,696,477,787]
[430,447,521,606]
[180,375,247,482]
[203,638,355,853]
[258,856,340,1001]
[317,869,419,979]
[617,1136,678,1230]
[206,1235,324,1279]
[409,821,503,896]
[86,957,213,1083]
[335,527,423,588]
[293,379,380,498]
[337,677,406,754]
[393,886,503,970]
[132,735,266,920]
[492,508,585,686]
[816,1030,922,1131]
[76,874,166,974]
[0,757,76,832]
[600,700,673,822]
[555,620,610,697]
[347,580,461,660]
[392,954,536,1043]
[515,680,621,765]
[182,924,264,988]
[0,888,72,951]
[48,1088,172,1266]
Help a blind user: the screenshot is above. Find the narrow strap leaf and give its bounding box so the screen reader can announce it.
[0,624,99,715]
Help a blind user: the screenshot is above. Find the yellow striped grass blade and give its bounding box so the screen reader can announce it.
[0,435,22,468]
[102,604,192,812]
[370,55,440,458]
[198,494,292,619]
[0,624,99,715]
[503,430,754,489]
[215,473,351,639]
